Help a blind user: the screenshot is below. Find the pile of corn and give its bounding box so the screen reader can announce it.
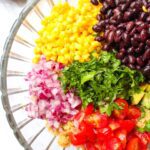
[33,0,102,65]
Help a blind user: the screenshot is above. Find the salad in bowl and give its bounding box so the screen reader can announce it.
[1,0,150,150]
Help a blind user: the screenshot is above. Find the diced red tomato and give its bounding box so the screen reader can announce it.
[146,132,150,140]
[118,120,135,133]
[97,127,114,141]
[126,136,141,150]
[134,131,150,149]
[69,131,86,145]
[112,98,129,120]
[85,143,99,150]
[109,119,120,131]
[127,106,141,119]
[70,102,149,150]
[94,143,105,150]
[115,129,127,149]
[84,103,94,115]
[79,121,96,143]
[106,137,123,150]
[85,125,96,143]
[85,112,108,129]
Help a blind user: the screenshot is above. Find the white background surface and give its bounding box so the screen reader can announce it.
[0,0,28,149]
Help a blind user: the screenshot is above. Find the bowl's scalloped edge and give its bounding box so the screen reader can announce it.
[0,0,40,150]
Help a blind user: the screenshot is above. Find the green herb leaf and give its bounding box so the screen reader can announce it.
[60,51,144,110]
[145,120,150,132]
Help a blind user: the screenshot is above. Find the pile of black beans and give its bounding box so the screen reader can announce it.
[91,0,150,82]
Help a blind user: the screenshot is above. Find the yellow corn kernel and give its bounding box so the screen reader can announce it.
[92,52,99,58]
[32,55,40,64]
[34,48,42,55]
[33,0,102,64]
[50,56,57,61]
[74,54,81,61]
[79,58,85,63]
[60,48,68,54]
[57,55,64,63]
[82,53,90,60]
[142,6,148,13]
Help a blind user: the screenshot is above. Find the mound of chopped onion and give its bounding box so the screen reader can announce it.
[25,56,81,129]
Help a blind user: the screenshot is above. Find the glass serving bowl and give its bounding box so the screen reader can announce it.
[1,0,79,149]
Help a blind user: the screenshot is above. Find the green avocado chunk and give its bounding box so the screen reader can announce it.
[131,85,147,105]
[142,92,150,109]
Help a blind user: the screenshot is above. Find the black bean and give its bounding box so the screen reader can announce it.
[118,23,126,30]
[136,65,141,70]
[102,44,111,51]
[101,2,109,14]
[92,25,102,32]
[106,0,115,7]
[145,45,150,50]
[143,65,150,76]
[107,31,115,43]
[97,20,105,28]
[142,0,148,6]
[126,21,134,32]
[127,47,135,54]
[130,28,137,36]
[130,2,136,8]
[122,32,130,44]
[109,25,116,30]
[119,0,126,4]
[135,21,143,26]
[122,57,129,64]
[95,36,104,42]
[148,28,150,37]
[136,57,145,66]
[128,63,135,69]
[116,14,123,23]
[123,11,132,21]
[104,30,110,39]
[92,0,150,76]
[96,14,102,21]
[146,16,150,23]
[139,12,148,21]
[120,4,128,12]
[91,0,99,5]
[109,19,117,25]
[120,48,126,54]
[148,60,150,66]
[119,41,127,49]
[140,29,148,42]
[135,47,143,54]
[114,35,122,43]
[113,8,121,16]
[139,43,145,50]
[115,0,119,5]
[126,0,132,5]
[128,55,136,64]
[106,9,113,19]
[105,19,110,25]
[134,2,142,11]
[143,49,150,61]
[133,34,140,42]
[146,39,150,47]
[131,38,139,47]
[137,23,148,32]
[116,52,125,59]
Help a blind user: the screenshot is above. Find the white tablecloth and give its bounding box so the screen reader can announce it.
[0,1,28,149]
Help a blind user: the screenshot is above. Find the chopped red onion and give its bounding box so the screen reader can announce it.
[25,57,81,129]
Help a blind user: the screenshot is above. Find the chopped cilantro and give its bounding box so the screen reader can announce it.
[60,52,144,115]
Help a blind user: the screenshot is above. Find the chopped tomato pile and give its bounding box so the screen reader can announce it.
[69,99,150,150]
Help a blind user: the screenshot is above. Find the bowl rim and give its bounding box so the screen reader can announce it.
[0,0,40,149]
